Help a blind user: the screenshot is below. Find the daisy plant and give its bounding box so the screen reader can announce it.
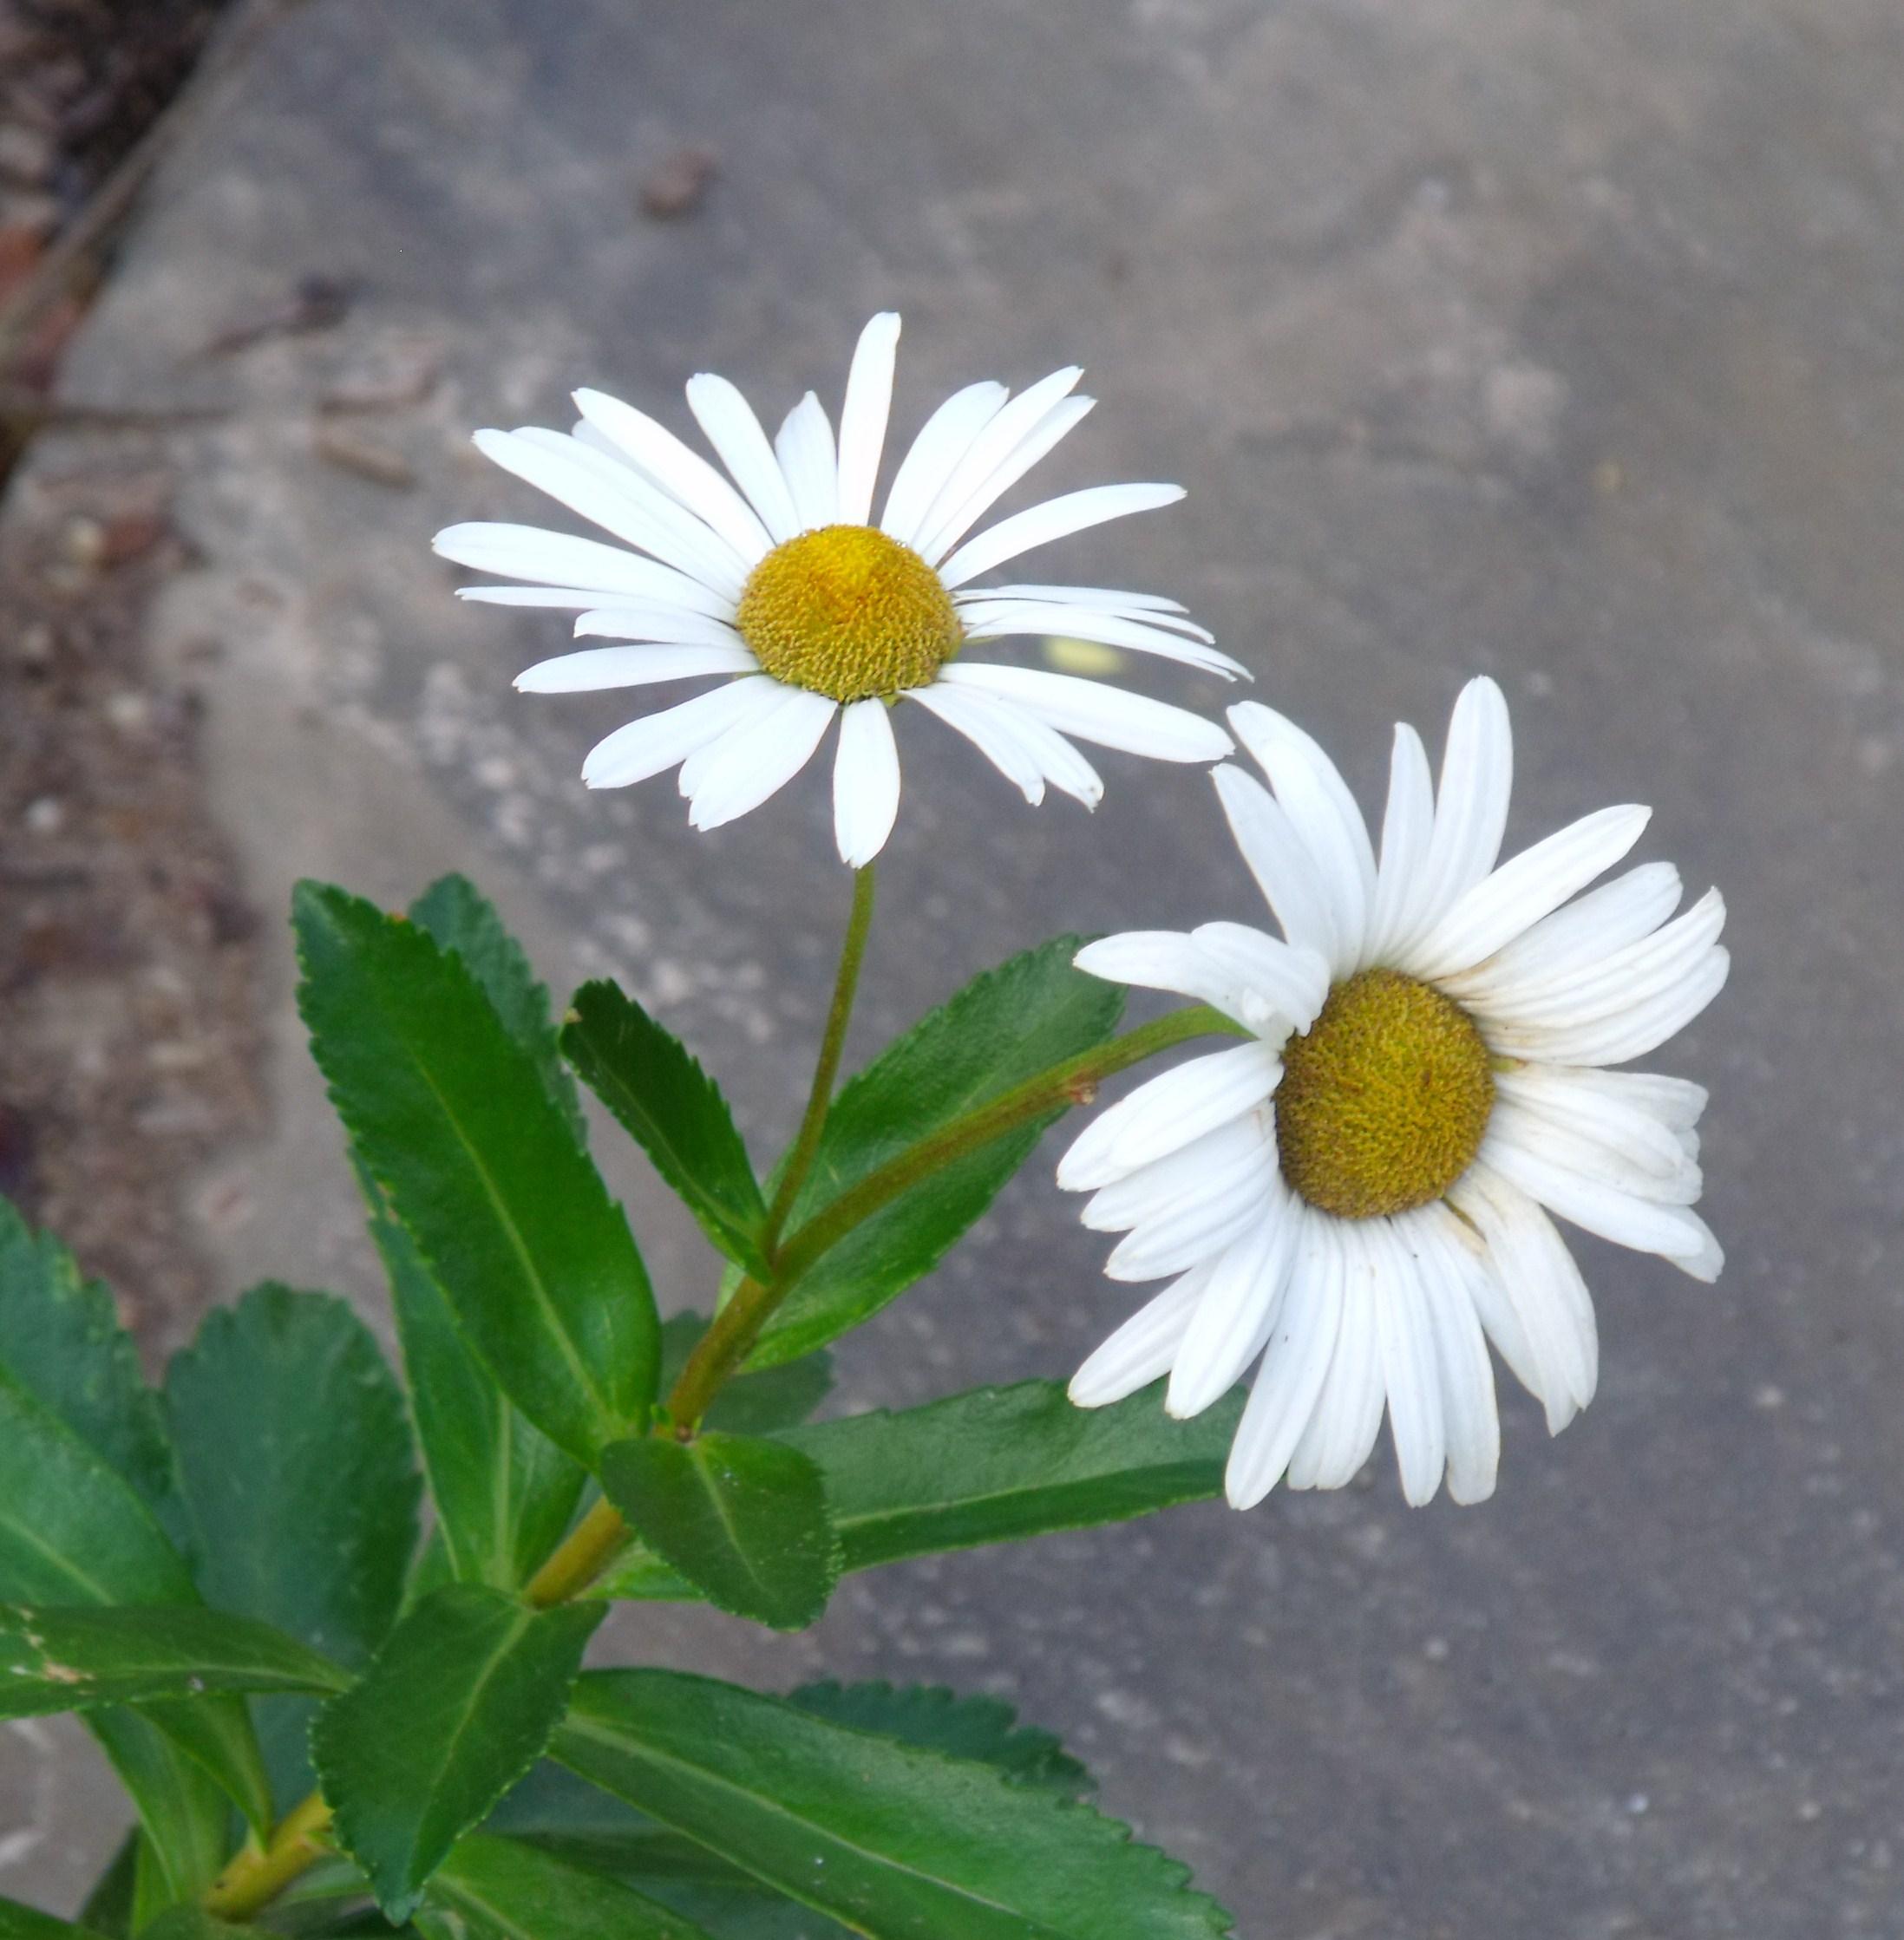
[0,326,1723,1940]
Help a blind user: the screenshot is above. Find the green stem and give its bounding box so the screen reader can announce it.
[764,863,876,1244]
[769,1003,1240,1297]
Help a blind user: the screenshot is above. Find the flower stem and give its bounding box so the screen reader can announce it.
[203,1792,332,1920]
[764,863,876,1244]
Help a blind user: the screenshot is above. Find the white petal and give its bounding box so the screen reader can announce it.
[918,395,1096,564]
[684,687,837,830]
[471,429,748,598]
[832,699,901,866]
[684,374,804,545]
[580,676,780,789]
[1167,1191,1300,1417]
[1210,766,1336,960]
[880,382,1010,546]
[1403,804,1652,982]
[834,312,901,526]
[913,367,1085,560]
[1361,724,1436,966]
[1057,1042,1282,1190]
[1467,891,1725,1030]
[1101,1144,1277,1281]
[1481,1133,1718,1267]
[1493,1068,1702,1186]
[434,521,733,617]
[959,600,1245,679]
[774,392,840,532]
[1402,675,1513,949]
[515,643,756,693]
[1089,1116,1273,1238]
[1449,1166,1598,1432]
[571,388,775,565]
[1444,861,1682,1004]
[573,606,750,651]
[939,484,1185,590]
[1371,1222,1447,1507]
[1520,1067,1708,1133]
[902,683,1046,804]
[1227,702,1377,977]
[1417,1201,1545,1420]
[1286,1222,1384,1491]
[1188,924,1331,1035]
[969,701,1105,807]
[1226,1217,1343,1509]
[1398,1210,1500,1505]
[978,583,1193,617]
[1069,1265,1214,1408]
[939,663,1232,762]
[1489,948,1729,1067]
[1071,930,1286,1034]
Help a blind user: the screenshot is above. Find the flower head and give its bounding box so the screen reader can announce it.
[1060,677,1728,1509]
[435,315,1239,865]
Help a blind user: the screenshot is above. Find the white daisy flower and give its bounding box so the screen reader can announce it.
[435,314,1240,865]
[1060,676,1728,1509]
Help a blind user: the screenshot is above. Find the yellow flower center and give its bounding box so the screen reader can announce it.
[735,525,962,703]
[1276,969,1495,1220]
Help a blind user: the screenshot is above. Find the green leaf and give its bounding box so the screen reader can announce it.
[166,1287,419,1669]
[88,1709,232,1923]
[134,1912,273,1940]
[597,1381,1239,1601]
[786,1682,1091,1798]
[599,1434,838,1630]
[367,1163,586,1594]
[555,1670,1233,1938]
[409,874,586,1144]
[294,883,658,1461]
[656,1316,832,1438]
[0,1604,349,1716]
[746,938,1123,1368]
[0,1199,177,1530]
[76,1832,137,1940]
[312,1585,604,1921]
[428,1835,715,1939]
[0,1896,108,1940]
[166,1284,418,1813]
[562,982,769,1277]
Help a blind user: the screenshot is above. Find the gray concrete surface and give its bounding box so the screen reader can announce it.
[6,0,1904,1932]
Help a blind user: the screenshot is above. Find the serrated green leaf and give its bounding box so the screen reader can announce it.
[367,1163,585,1595]
[656,1317,832,1438]
[786,1682,1091,1798]
[555,1670,1233,1938]
[313,1585,604,1921]
[0,1895,108,1940]
[599,1434,837,1630]
[0,1605,349,1716]
[0,1201,274,1845]
[294,883,658,1461]
[563,982,769,1277]
[409,874,586,1143]
[166,1284,419,1813]
[597,1380,1240,1603]
[744,938,1123,1368]
[428,1835,715,1939]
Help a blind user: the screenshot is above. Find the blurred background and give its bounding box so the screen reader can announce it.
[2,1,1901,1933]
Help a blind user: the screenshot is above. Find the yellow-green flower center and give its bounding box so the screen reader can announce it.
[1276,969,1495,1220]
[735,525,962,703]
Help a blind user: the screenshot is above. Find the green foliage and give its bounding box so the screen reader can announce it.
[786,1682,1091,1798]
[312,1585,604,1921]
[599,1380,1240,1601]
[294,884,658,1462]
[563,981,770,1277]
[0,1605,347,1716]
[656,1315,833,1436]
[409,872,587,1142]
[744,937,1123,1368]
[428,1835,715,1939]
[599,1433,839,1630]
[0,1897,108,1940]
[556,1670,1233,1938]
[89,1708,233,1923]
